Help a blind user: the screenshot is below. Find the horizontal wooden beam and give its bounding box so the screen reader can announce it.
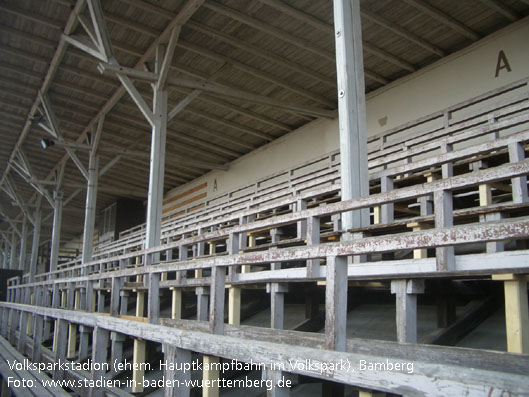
[2,303,528,396]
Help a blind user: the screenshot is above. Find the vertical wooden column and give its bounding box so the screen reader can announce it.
[391,279,424,343]
[203,235,233,397]
[32,287,44,363]
[296,198,307,239]
[307,216,320,278]
[227,233,241,326]
[163,344,192,397]
[51,283,60,352]
[66,284,78,359]
[209,265,226,334]
[17,287,30,353]
[9,286,21,344]
[509,142,529,203]
[268,283,288,330]
[110,276,124,375]
[203,355,219,397]
[133,277,146,393]
[148,273,160,324]
[196,287,210,321]
[26,289,34,336]
[325,256,348,351]
[333,0,369,231]
[243,220,256,273]
[434,142,454,271]
[54,318,68,380]
[196,227,205,278]
[171,288,182,320]
[90,327,109,397]
[228,286,241,326]
[492,274,529,353]
[406,222,431,259]
[380,176,394,224]
[0,303,9,338]
[79,281,93,361]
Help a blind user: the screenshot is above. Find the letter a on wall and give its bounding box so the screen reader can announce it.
[495,50,512,77]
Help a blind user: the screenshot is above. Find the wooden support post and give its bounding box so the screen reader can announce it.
[97,283,105,313]
[31,287,44,362]
[325,256,347,351]
[171,288,182,320]
[418,172,435,220]
[196,287,209,321]
[435,143,455,271]
[197,227,205,278]
[227,232,239,281]
[203,355,219,397]
[110,332,125,377]
[334,0,370,231]
[243,231,256,273]
[434,190,454,271]
[307,216,320,278]
[78,325,90,362]
[148,273,160,324]
[67,285,78,358]
[132,338,146,393]
[90,327,109,397]
[373,206,381,225]
[228,286,241,326]
[268,283,288,330]
[164,344,192,397]
[1,306,9,338]
[32,313,44,363]
[210,265,226,334]
[296,198,307,238]
[407,222,431,259]
[86,281,94,312]
[110,276,122,316]
[132,274,147,393]
[136,289,145,318]
[509,142,529,203]
[380,176,394,224]
[54,319,68,380]
[391,279,424,343]
[492,274,529,353]
[120,290,129,315]
[26,291,33,335]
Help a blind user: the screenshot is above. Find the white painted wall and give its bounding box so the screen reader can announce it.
[164,18,529,216]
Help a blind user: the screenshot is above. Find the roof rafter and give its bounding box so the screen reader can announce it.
[403,0,481,41]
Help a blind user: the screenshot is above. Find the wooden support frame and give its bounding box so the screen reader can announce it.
[89,326,109,397]
[492,274,529,354]
[325,255,347,351]
[391,279,424,343]
[163,344,192,397]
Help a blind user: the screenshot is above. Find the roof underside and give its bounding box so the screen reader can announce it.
[0,0,528,243]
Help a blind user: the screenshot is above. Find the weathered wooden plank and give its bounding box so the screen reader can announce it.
[325,256,347,351]
[4,303,529,396]
[209,266,226,334]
